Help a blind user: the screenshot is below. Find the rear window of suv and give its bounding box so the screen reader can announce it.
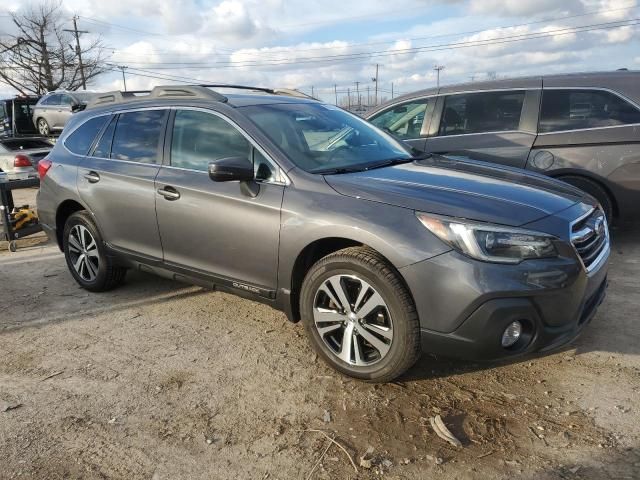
[539,89,640,133]
[110,110,168,164]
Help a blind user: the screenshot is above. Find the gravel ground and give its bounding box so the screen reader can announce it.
[0,189,638,479]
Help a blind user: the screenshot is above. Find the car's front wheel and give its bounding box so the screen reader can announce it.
[300,247,421,382]
[63,211,127,292]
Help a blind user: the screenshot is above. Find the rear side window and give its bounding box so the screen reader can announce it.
[41,94,61,106]
[369,99,432,139]
[111,110,167,164]
[64,116,109,155]
[439,90,525,136]
[539,89,640,133]
[171,110,251,171]
[92,116,116,158]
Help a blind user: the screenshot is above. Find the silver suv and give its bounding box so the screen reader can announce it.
[37,85,609,382]
[32,91,96,136]
[367,71,640,223]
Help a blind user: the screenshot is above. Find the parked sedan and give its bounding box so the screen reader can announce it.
[0,137,52,180]
[32,91,97,136]
[367,70,640,222]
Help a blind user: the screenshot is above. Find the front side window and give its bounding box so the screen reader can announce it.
[171,110,251,171]
[64,116,109,155]
[369,99,431,139]
[111,110,167,164]
[60,95,74,106]
[539,89,640,133]
[439,90,525,136]
[242,103,411,174]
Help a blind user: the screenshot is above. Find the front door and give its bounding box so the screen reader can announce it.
[77,109,168,259]
[154,108,284,291]
[424,90,540,169]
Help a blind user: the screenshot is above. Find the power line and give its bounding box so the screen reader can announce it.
[104,3,637,62]
[105,18,640,69]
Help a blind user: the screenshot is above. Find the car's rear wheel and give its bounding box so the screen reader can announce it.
[558,175,614,223]
[300,246,421,382]
[63,211,126,292]
[37,118,50,136]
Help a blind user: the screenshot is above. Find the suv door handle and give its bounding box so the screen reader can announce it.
[157,186,180,200]
[84,171,100,183]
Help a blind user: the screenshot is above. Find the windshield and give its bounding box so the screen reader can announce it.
[241,102,412,173]
[71,92,97,103]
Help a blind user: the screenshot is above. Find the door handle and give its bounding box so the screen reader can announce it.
[84,171,100,183]
[157,187,180,200]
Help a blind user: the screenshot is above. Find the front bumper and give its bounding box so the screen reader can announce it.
[400,242,609,361]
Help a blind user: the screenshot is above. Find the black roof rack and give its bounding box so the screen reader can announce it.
[87,84,314,109]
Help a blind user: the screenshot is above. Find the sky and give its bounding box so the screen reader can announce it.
[0,0,639,104]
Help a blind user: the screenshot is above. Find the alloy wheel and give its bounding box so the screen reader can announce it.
[68,225,100,282]
[313,274,393,366]
[38,119,49,135]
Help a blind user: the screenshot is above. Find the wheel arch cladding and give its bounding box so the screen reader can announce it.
[287,238,412,323]
[55,199,86,250]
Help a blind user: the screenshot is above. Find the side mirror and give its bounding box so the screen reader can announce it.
[71,103,86,113]
[208,156,254,182]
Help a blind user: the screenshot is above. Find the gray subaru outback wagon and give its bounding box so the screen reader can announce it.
[37,85,609,382]
[367,71,640,223]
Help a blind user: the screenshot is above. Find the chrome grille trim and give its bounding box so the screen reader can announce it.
[570,207,609,274]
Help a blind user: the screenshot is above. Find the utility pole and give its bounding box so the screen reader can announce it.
[334,84,338,106]
[63,16,88,90]
[433,65,445,88]
[391,82,394,99]
[372,63,379,106]
[367,85,370,107]
[118,65,128,91]
[347,88,351,110]
[354,81,360,109]
[311,85,314,98]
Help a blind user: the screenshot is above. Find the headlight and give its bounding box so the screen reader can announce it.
[416,213,558,264]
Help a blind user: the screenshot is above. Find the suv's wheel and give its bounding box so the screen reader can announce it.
[558,175,614,224]
[63,211,127,292]
[300,247,421,382]
[37,118,50,136]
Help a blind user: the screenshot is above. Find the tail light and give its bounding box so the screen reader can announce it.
[14,154,32,168]
[38,158,52,180]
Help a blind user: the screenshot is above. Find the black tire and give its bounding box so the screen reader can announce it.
[300,246,420,382]
[63,211,126,292]
[37,118,50,136]
[558,175,614,223]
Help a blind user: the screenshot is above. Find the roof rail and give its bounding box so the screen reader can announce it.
[86,83,316,109]
[87,85,228,109]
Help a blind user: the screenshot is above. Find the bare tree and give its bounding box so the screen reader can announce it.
[0,1,107,95]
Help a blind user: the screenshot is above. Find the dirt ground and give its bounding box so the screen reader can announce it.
[0,188,638,480]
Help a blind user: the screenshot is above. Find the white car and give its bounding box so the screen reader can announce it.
[0,137,52,180]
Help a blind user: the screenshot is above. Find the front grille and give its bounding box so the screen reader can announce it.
[571,208,608,272]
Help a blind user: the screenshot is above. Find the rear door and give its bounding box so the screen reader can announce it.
[77,109,168,259]
[154,108,285,292]
[368,97,436,151]
[424,88,541,169]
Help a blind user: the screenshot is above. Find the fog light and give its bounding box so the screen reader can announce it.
[501,321,522,347]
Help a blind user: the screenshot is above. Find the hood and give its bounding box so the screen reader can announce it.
[324,155,591,227]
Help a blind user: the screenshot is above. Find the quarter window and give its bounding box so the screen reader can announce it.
[439,91,525,136]
[369,99,431,139]
[111,110,167,164]
[171,110,251,171]
[539,89,640,133]
[64,116,109,156]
